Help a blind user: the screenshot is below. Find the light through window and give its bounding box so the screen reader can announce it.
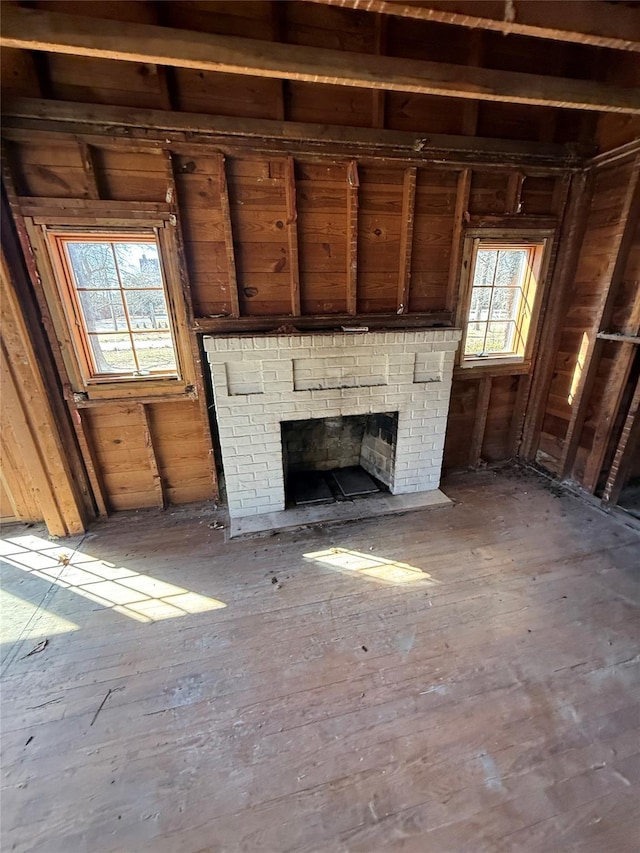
[58,235,179,379]
[465,247,530,357]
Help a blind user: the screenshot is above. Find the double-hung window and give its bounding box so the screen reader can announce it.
[459,231,552,367]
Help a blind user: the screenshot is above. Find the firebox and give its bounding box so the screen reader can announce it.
[281,412,399,506]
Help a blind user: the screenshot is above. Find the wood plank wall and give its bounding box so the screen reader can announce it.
[2,125,568,511]
[1,0,638,518]
[536,154,640,491]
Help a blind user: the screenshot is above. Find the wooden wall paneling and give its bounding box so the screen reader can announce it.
[601,373,640,505]
[447,168,471,318]
[482,375,521,463]
[442,378,479,472]
[226,156,291,317]
[357,164,403,313]
[173,153,231,318]
[0,462,19,522]
[397,165,416,313]
[146,400,217,506]
[559,155,640,484]
[469,376,492,467]
[409,168,457,313]
[346,159,359,315]
[521,171,592,462]
[285,156,301,315]
[93,147,169,203]
[218,154,240,318]
[84,405,157,511]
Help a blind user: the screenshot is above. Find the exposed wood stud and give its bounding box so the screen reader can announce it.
[218,154,241,319]
[601,374,640,505]
[520,172,591,460]
[2,7,639,113]
[397,166,417,313]
[139,403,166,509]
[77,139,100,200]
[346,160,359,316]
[559,156,640,483]
[597,332,640,345]
[285,156,301,316]
[506,172,526,215]
[74,409,109,517]
[448,168,472,320]
[470,377,492,467]
[509,374,531,457]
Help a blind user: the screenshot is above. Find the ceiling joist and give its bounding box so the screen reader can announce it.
[1,6,639,114]
[305,0,640,53]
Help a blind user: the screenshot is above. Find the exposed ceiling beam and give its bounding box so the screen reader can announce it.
[1,6,639,114]
[0,97,589,169]
[304,0,640,53]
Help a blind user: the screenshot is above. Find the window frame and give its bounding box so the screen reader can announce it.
[457,228,554,371]
[26,215,196,401]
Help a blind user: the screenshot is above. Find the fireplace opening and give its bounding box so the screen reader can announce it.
[281,413,399,507]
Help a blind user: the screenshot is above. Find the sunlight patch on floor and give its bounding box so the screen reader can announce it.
[303,547,437,585]
[0,588,80,643]
[0,535,226,623]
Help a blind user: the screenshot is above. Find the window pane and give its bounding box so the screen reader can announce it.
[495,250,527,287]
[132,333,177,373]
[67,242,118,289]
[124,290,171,331]
[473,250,498,287]
[486,322,515,354]
[89,334,136,373]
[469,287,491,322]
[489,288,520,321]
[114,243,163,288]
[465,324,486,355]
[78,291,127,332]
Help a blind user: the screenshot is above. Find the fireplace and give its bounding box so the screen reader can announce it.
[204,329,461,530]
[281,412,398,506]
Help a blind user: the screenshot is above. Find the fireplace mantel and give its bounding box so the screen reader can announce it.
[204,329,461,523]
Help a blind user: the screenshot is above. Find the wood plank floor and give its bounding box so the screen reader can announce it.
[1,468,639,853]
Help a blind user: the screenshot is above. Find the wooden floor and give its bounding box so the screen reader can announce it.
[1,468,639,853]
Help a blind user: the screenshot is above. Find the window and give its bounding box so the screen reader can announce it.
[53,233,178,380]
[459,232,552,367]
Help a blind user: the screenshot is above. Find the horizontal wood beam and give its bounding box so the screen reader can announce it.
[193,312,453,334]
[1,97,587,170]
[597,331,640,345]
[305,0,640,53]
[2,7,639,114]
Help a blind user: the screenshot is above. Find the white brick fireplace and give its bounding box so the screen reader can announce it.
[204,329,461,525]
